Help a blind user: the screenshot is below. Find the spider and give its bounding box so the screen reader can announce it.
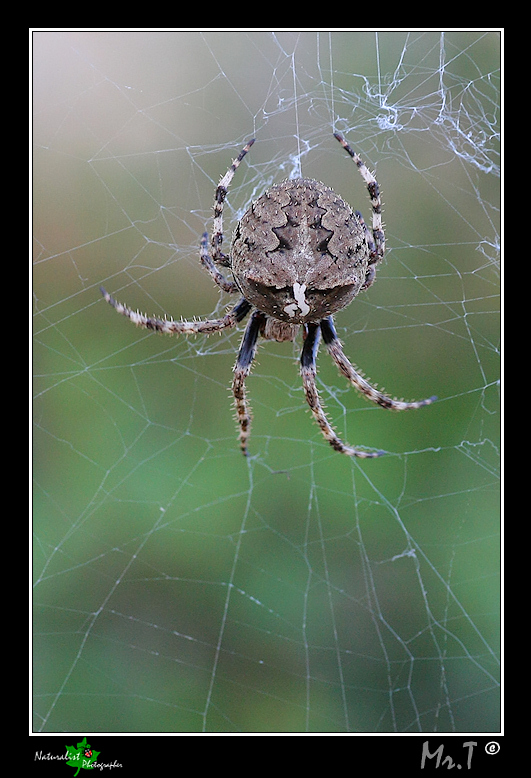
[101,134,436,458]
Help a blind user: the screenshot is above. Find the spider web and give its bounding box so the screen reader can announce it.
[33,29,501,735]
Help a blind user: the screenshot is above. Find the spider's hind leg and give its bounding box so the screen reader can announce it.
[199,139,256,293]
[334,132,385,263]
[199,233,238,293]
[211,139,255,266]
[300,323,384,459]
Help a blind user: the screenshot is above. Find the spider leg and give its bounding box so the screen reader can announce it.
[101,287,252,335]
[301,323,384,458]
[334,132,385,264]
[232,311,264,456]
[199,232,239,293]
[211,139,255,267]
[355,210,377,291]
[321,317,437,410]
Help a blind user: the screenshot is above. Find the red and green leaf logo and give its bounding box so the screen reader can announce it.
[65,737,100,776]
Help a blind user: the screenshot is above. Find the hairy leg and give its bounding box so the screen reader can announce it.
[199,232,239,293]
[334,132,385,264]
[232,310,264,456]
[301,323,384,458]
[101,288,252,335]
[199,140,256,292]
[211,139,255,267]
[321,318,437,410]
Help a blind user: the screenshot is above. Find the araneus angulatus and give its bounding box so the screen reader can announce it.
[101,133,436,458]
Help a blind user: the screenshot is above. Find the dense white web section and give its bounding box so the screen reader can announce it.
[33,30,500,734]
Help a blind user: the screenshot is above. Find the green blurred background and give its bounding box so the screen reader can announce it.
[33,30,500,733]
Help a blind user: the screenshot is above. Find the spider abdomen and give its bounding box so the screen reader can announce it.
[231,178,369,323]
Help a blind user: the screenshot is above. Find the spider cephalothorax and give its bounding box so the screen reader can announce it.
[101,134,435,458]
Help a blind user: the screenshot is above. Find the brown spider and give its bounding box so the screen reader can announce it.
[101,134,435,458]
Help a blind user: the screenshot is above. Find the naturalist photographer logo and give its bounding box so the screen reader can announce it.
[65,737,100,775]
[34,737,122,774]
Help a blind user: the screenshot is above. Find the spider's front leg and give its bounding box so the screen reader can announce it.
[320,318,437,410]
[300,323,384,458]
[232,310,264,456]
